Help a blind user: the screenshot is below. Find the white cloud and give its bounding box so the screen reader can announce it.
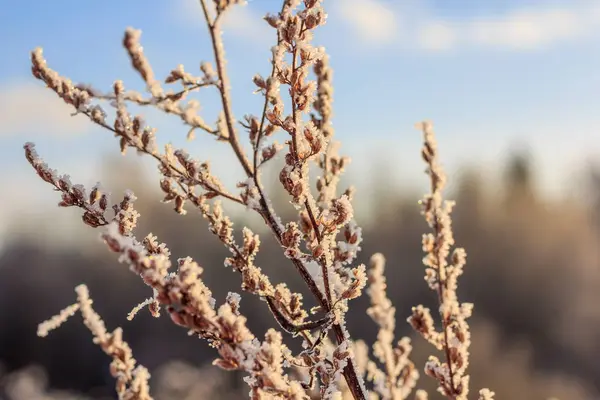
[468,8,586,50]
[220,4,272,44]
[335,0,399,45]
[413,2,600,51]
[0,82,90,137]
[331,0,600,52]
[417,21,457,51]
[178,0,271,44]
[170,0,600,53]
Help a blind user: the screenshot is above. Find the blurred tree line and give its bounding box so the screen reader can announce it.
[1,148,599,399]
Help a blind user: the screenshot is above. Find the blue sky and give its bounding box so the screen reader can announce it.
[1,0,600,239]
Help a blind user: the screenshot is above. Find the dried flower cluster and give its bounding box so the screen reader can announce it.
[38,284,152,400]
[407,122,493,400]
[364,253,419,399]
[27,1,496,399]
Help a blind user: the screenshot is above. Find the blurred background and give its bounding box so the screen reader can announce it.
[1,0,600,399]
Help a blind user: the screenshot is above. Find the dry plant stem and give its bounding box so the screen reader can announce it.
[198,0,328,317]
[38,285,153,400]
[412,122,477,399]
[331,330,365,400]
[219,5,331,320]
[365,254,418,399]
[199,0,328,317]
[195,2,364,397]
[194,3,326,314]
[252,3,286,220]
[260,12,365,400]
[245,4,329,312]
[287,30,331,303]
[435,251,456,396]
[83,110,243,205]
[427,155,457,397]
[92,82,219,135]
[199,0,253,177]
